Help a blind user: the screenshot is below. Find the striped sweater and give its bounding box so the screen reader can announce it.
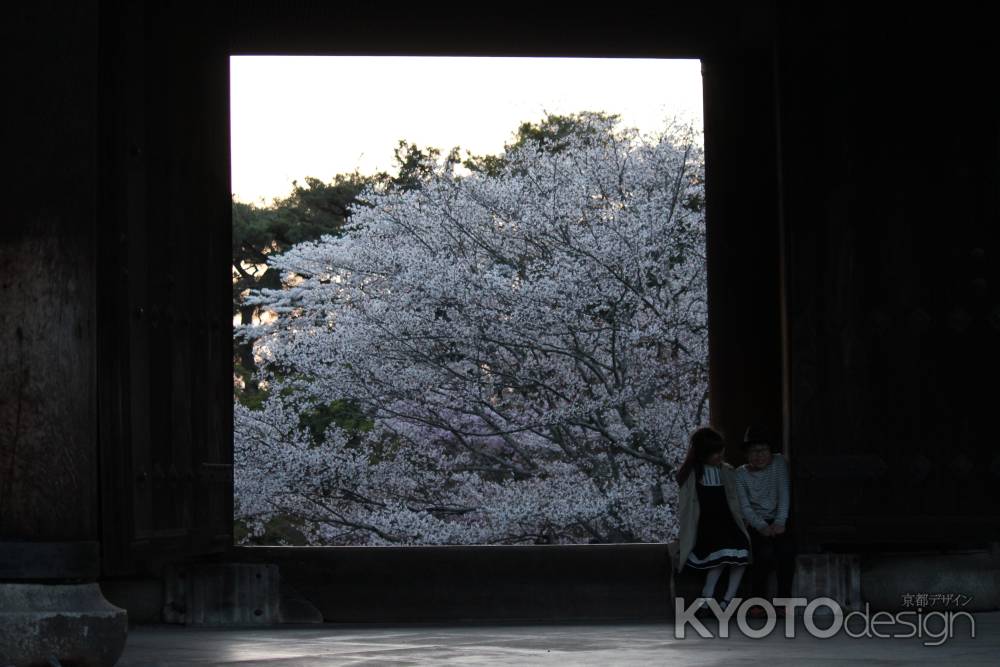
[735,453,790,530]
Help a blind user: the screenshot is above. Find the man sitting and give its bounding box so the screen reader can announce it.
[736,427,795,616]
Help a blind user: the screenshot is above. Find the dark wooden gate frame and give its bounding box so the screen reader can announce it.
[227,5,786,535]
[96,2,785,618]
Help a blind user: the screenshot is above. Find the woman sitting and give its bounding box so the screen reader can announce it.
[673,426,752,612]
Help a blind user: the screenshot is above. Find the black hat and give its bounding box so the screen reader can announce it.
[742,427,773,449]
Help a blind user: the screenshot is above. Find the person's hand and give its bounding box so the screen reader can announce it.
[772,523,786,535]
[757,524,774,536]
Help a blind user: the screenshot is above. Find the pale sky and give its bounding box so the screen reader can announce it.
[230,56,703,204]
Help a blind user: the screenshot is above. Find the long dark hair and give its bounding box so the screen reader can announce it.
[676,426,726,486]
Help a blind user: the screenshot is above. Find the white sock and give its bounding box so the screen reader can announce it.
[723,565,746,601]
[701,565,724,599]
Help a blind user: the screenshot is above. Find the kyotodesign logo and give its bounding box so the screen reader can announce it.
[674,597,976,646]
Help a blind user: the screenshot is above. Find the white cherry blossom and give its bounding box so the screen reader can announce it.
[235,113,706,545]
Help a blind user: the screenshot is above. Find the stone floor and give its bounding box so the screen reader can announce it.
[118,612,997,665]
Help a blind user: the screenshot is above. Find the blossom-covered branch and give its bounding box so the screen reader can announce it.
[235,112,706,545]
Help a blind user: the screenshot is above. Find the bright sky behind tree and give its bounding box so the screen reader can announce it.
[230,56,703,204]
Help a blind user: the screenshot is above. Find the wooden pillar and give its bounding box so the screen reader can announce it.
[0,2,127,663]
[775,3,1000,549]
[701,17,784,461]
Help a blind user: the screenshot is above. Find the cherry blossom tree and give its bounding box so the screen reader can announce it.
[235,112,707,545]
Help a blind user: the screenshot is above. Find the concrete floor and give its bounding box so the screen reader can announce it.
[118,613,997,665]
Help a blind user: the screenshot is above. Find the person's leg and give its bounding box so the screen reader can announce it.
[722,564,746,604]
[774,527,797,599]
[748,531,776,599]
[700,565,725,599]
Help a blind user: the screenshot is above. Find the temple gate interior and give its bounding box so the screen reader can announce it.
[2,2,997,663]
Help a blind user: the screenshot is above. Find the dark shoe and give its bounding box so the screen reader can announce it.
[748,605,768,619]
[691,598,715,620]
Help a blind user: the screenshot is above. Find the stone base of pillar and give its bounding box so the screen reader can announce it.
[163,563,280,626]
[861,549,1000,612]
[793,553,862,611]
[0,582,127,667]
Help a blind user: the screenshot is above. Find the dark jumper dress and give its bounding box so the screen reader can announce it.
[685,465,751,570]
